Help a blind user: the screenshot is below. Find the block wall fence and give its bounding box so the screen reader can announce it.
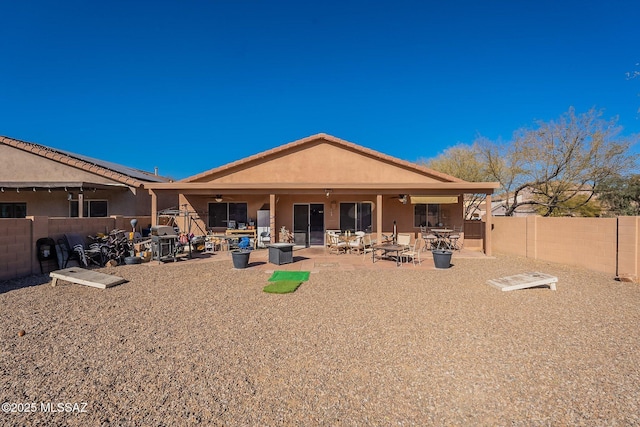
[2,216,639,281]
[0,216,151,281]
[492,216,640,278]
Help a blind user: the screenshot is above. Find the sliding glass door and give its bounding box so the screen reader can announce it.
[293,203,325,246]
[339,202,372,233]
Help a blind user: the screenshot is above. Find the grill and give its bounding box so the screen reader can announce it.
[150,226,179,262]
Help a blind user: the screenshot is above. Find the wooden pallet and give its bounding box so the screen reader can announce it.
[487,272,557,292]
[50,267,127,289]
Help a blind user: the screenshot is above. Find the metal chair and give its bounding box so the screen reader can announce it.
[36,237,58,273]
[448,226,463,250]
[396,233,412,250]
[401,238,426,266]
[258,231,271,248]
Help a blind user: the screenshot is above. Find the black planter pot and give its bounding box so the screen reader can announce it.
[232,250,251,269]
[432,250,452,269]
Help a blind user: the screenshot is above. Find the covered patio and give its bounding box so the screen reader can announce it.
[146,134,499,255]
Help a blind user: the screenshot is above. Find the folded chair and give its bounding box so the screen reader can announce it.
[60,233,102,267]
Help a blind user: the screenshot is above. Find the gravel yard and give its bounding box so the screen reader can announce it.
[1,253,639,426]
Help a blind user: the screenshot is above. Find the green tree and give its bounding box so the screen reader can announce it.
[534,194,602,217]
[477,107,638,216]
[421,144,493,219]
[596,174,640,216]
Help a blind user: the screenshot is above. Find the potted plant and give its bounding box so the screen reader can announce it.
[432,250,452,269]
[231,249,251,269]
[231,246,251,269]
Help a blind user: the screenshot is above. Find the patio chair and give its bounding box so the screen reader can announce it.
[401,237,426,266]
[361,234,375,260]
[349,234,364,254]
[423,231,437,251]
[396,233,412,250]
[258,231,271,248]
[36,237,58,273]
[448,226,463,250]
[327,233,347,254]
[59,233,102,268]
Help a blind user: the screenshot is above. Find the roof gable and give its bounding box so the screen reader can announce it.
[0,136,170,187]
[183,133,464,185]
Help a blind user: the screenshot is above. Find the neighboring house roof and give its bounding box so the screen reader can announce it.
[182,133,464,184]
[0,135,170,188]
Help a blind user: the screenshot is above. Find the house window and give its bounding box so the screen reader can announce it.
[414,204,440,227]
[339,202,372,232]
[0,202,27,218]
[70,200,108,217]
[208,202,248,228]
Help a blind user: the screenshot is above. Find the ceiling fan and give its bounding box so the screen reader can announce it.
[390,194,408,204]
[213,194,237,202]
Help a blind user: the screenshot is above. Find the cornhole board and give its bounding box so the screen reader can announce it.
[487,272,557,291]
[50,267,126,289]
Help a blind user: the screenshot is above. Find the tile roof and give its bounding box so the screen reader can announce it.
[182,133,464,183]
[0,135,170,187]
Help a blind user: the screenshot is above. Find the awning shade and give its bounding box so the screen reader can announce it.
[410,195,459,204]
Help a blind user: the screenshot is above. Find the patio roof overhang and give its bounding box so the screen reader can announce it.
[0,181,130,191]
[145,182,500,195]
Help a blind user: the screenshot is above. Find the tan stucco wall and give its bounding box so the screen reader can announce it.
[179,193,464,244]
[617,216,640,278]
[190,142,448,185]
[0,145,123,184]
[491,217,528,256]
[0,188,168,217]
[493,216,619,275]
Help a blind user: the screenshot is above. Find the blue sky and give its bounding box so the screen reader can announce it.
[2,0,639,180]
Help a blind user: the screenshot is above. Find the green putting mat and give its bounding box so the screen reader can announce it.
[263,280,303,294]
[268,271,310,282]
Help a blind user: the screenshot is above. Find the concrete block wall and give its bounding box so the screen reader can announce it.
[0,215,152,281]
[0,218,32,280]
[617,217,640,279]
[491,217,527,257]
[4,215,640,281]
[492,216,626,277]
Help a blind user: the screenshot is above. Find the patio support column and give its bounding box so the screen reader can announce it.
[484,193,492,256]
[376,194,383,244]
[269,193,276,244]
[78,192,84,218]
[150,190,158,226]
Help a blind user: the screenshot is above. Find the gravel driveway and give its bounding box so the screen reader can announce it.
[1,253,639,426]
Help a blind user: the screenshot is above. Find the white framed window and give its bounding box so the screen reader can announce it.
[208,202,248,228]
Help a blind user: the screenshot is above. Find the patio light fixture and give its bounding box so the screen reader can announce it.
[214,195,223,203]
[325,189,332,197]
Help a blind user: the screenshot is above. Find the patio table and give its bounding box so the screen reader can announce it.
[372,244,404,267]
[430,228,453,250]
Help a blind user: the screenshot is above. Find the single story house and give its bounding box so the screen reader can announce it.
[146,133,500,254]
[0,135,176,218]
